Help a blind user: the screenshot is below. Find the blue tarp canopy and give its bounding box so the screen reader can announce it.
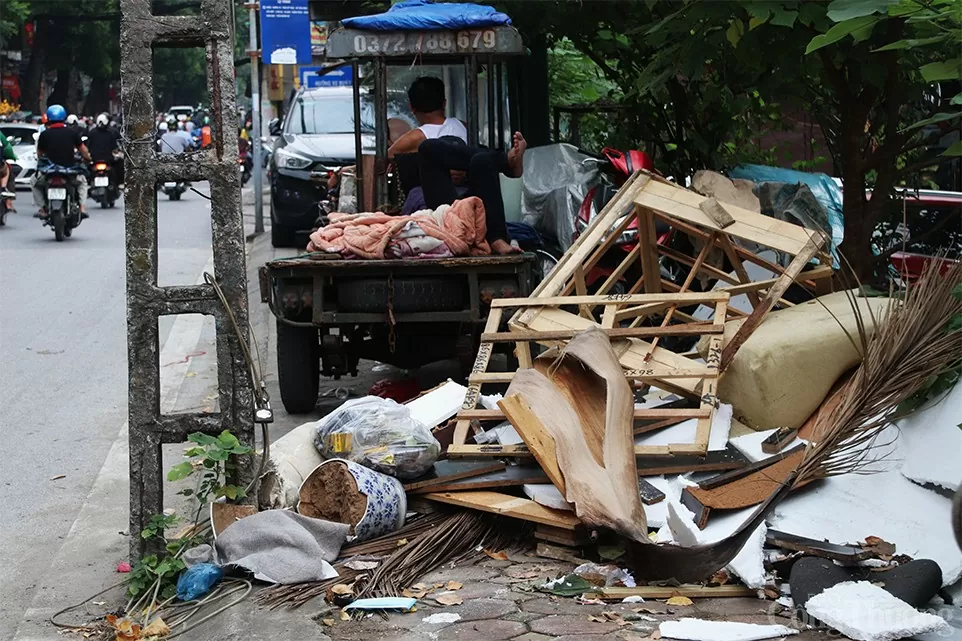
[342,0,512,31]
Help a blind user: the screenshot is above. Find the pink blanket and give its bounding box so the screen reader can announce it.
[306,197,491,259]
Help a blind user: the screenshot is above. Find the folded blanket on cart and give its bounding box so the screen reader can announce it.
[307,197,491,259]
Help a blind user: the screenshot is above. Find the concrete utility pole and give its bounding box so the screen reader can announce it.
[120,0,254,559]
[247,2,264,234]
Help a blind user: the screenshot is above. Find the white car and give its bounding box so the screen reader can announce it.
[0,123,42,191]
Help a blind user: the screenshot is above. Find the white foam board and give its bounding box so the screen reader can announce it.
[898,382,962,490]
[634,403,732,453]
[730,428,805,463]
[660,618,797,641]
[768,428,962,586]
[407,380,467,428]
[523,484,572,511]
[805,581,949,641]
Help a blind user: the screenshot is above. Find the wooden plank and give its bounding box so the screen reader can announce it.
[640,231,716,338]
[636,445,748,476]
[637,206,663,294]
[762,427,800,454]
[589,244,642,309]
[586,585,757,600]
[699,197,736,228]
[409,464,549,494]
[717,234,762,307]
[422,491,582,529]
[447,443,531,458]
[561,203,646,297]
[721,236,823,370]
[459,407,712,421]
[498,394,566,493]
[765,530,874,563]
[491,291,730,308]
[453,308,502,447]
[573,264,592,319]
[484,324,722,343]
[523,171,649,314]
[402,460,507,492]
[516,340,533,369]
[535,525,590,547]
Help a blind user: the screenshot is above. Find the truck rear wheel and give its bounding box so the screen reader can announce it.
[276,319,320,414]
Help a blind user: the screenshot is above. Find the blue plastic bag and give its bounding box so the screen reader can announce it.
[342,1,512,31]
[176,563,224,601]
[729,164,844,267]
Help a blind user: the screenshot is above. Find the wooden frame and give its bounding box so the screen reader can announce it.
[448,292,730,458]
[513,170,833,372]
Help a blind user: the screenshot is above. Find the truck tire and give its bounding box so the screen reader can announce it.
[337,277,466,313]
[276,319,320,414]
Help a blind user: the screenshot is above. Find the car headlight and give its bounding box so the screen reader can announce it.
[275,147,312,170]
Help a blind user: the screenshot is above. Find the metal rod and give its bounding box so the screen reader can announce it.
[466,57,479,147]
[496,62,504,148]
[249,3,264,233]
[352,60,363,211]
[373,57,388,206]
[486,56,495,148]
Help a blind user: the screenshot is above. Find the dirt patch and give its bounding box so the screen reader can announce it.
[298,461,368,533]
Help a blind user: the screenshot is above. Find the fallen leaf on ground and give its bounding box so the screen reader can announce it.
[141,618,170,637]
[50,474,66,481]
[434,583,444,589]
[666,595,693,606]
[588,615,608,623]
[511,569,541,579]
[602,611,624,622]
[412,582,430,591]
[344,560,379,571]
[434,592,464,606]
[338,609,351,621]
[396,538,409,547]
[446,581,463,590]
[484,549,509,561]
[331,584,353,596]
[321,618,334,627]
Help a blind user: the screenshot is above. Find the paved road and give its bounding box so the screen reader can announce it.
[0,186,217,639]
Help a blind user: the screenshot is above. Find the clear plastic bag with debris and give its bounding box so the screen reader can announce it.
[313,396,441,480]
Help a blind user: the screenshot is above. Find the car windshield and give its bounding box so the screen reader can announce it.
[1,126,38,145]
[288,95,376,135]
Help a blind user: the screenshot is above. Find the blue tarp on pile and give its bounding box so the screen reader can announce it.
[342,0,512,31]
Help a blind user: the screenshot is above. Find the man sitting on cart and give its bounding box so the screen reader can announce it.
[389,76,525,255]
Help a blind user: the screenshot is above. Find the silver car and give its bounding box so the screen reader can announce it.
[0,123,42,191]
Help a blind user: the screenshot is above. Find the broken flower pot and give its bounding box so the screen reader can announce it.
[298,458,406,542]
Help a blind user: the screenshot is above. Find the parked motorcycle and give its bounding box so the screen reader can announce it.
[161,181,188,201]
[41,166,84,241]
[89,159,120,208]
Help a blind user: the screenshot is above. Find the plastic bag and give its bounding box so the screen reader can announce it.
[176,563,224,601]
[342,1,511,31]
[314,396,440,480]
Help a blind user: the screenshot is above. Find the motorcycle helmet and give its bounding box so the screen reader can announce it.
[45,104,67,123]
[159,121,169,132]
[96,113,109,127]
[66,114,78,126]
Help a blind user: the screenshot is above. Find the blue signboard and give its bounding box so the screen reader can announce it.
[304,66,353,88]
[260,0,312,66]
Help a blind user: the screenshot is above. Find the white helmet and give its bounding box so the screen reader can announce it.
[66,114,78,125]
[96,113,109,127]
[159,121,169,132]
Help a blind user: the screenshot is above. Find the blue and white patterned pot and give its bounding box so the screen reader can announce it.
[299,458,406,542]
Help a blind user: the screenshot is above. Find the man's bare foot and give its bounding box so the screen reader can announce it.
[506,131,526,178]
[491,238,521,255]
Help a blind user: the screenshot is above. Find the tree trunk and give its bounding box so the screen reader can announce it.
[47,69,70,110]
[84,77,110,115]
[836,108,878,285]
[21,20,47,113]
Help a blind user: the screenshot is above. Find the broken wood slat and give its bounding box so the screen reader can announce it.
[535,525,590,547]
[720,236,824,370]
[636,206,663,294]
[408,464,549,494]
[452,308,503,447]
[636,446,749,476]
[692,299,727,449]
[498,394,567,494]
[697,443,807,490]
[762,427,800,455]
[717,234,762,307]
[515,341,533,369]
[698,197,736,228]
[484,324,723,343]
[656,242,741,287]
[766,530,874,563]
[458,407,712,421]
[447,443,530,457]
[680,487,711,529]
[537,541,589,564]
[402,460,507,492]
[490,291,731,308]
[423,491,582,529]
[585,585,757,600]
[639,478,666,504]
[589,243,643,312]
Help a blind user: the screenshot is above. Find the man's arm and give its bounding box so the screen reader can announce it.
[78,142,92,164]
[387,128,426,159]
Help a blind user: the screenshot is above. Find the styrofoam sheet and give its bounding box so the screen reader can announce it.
[805,581,949,641]
[898,382,962,490]
[660,617,797,641]
[768,429,962,586]
[729,428,806,463]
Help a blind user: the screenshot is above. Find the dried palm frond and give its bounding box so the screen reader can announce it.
[793,257,962,485]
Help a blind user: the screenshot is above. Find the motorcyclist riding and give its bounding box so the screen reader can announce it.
[87,113,123,182]
[33,104,92,219]
[158,117,190,154]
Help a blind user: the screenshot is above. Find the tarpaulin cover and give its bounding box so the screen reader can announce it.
[730,164,844,267]
[342,1,511,31]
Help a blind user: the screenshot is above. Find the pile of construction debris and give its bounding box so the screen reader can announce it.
[240,171,962,640]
